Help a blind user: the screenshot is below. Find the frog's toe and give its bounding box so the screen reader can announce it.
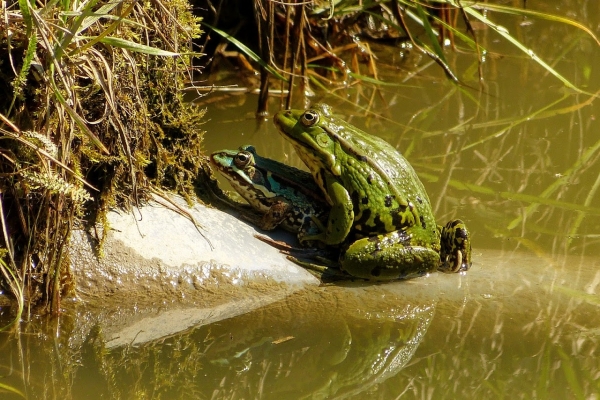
[440,219,472,273]
[441,248,470,272]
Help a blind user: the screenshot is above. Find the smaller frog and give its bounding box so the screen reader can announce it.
[209,145,329,243]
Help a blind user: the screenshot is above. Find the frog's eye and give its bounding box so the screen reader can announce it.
[300,110,319,126]
[234,151,253,168]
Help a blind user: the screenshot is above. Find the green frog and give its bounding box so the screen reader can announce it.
[274,103,471,280]
[209,145,329,243]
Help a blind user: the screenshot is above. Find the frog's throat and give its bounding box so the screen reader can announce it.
[288,131,340,176]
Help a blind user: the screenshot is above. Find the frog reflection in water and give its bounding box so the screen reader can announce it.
[273,103,472,280]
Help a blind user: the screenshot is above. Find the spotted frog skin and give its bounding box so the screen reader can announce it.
[209,145,328,242]
[274,103,471,279]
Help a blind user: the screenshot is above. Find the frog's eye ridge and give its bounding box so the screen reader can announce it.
[300,110,319,126]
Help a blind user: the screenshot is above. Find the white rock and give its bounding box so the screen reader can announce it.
[68,195,320,344]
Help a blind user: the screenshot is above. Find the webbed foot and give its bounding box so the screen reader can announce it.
[439,219,472,272]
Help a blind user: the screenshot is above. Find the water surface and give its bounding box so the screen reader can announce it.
[2,3,600,399]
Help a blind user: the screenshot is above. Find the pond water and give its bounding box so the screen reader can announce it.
[2,3,600,399]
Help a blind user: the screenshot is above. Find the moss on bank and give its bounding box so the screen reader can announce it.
[0,0,207,314]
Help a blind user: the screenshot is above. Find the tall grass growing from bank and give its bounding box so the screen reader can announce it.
[0,0,206,319]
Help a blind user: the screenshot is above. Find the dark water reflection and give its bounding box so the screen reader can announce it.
[181,292,435,400]
[1,285,439,399]
[2,2,600,399]
[1,249,599,398]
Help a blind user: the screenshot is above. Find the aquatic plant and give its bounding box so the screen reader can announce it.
[201,0,598,113]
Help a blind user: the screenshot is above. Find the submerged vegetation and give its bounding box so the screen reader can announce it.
[0,0,206,316]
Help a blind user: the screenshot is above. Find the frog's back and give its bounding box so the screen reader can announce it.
[330,115,437,238]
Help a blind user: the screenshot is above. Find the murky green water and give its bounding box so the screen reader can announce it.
[2,3,600,399]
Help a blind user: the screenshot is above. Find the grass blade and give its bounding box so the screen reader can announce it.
[49,73,110,155]
[471,2,600,46]
[415,3,448,65]
[10,0,38,111]
[95,36,182,56]
[417,171,600,217]
[201,22,288,81]
[454,3,594,95]
[0,382,25,398]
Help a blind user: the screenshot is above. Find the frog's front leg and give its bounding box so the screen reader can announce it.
[260,200,293,230]
[340,231,440,280]
[301,173,354,246]
[238,199,291,231]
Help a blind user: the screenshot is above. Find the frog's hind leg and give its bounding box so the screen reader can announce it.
[340,231,441,280]
[439,219,472,272]
[254,234,303,252]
